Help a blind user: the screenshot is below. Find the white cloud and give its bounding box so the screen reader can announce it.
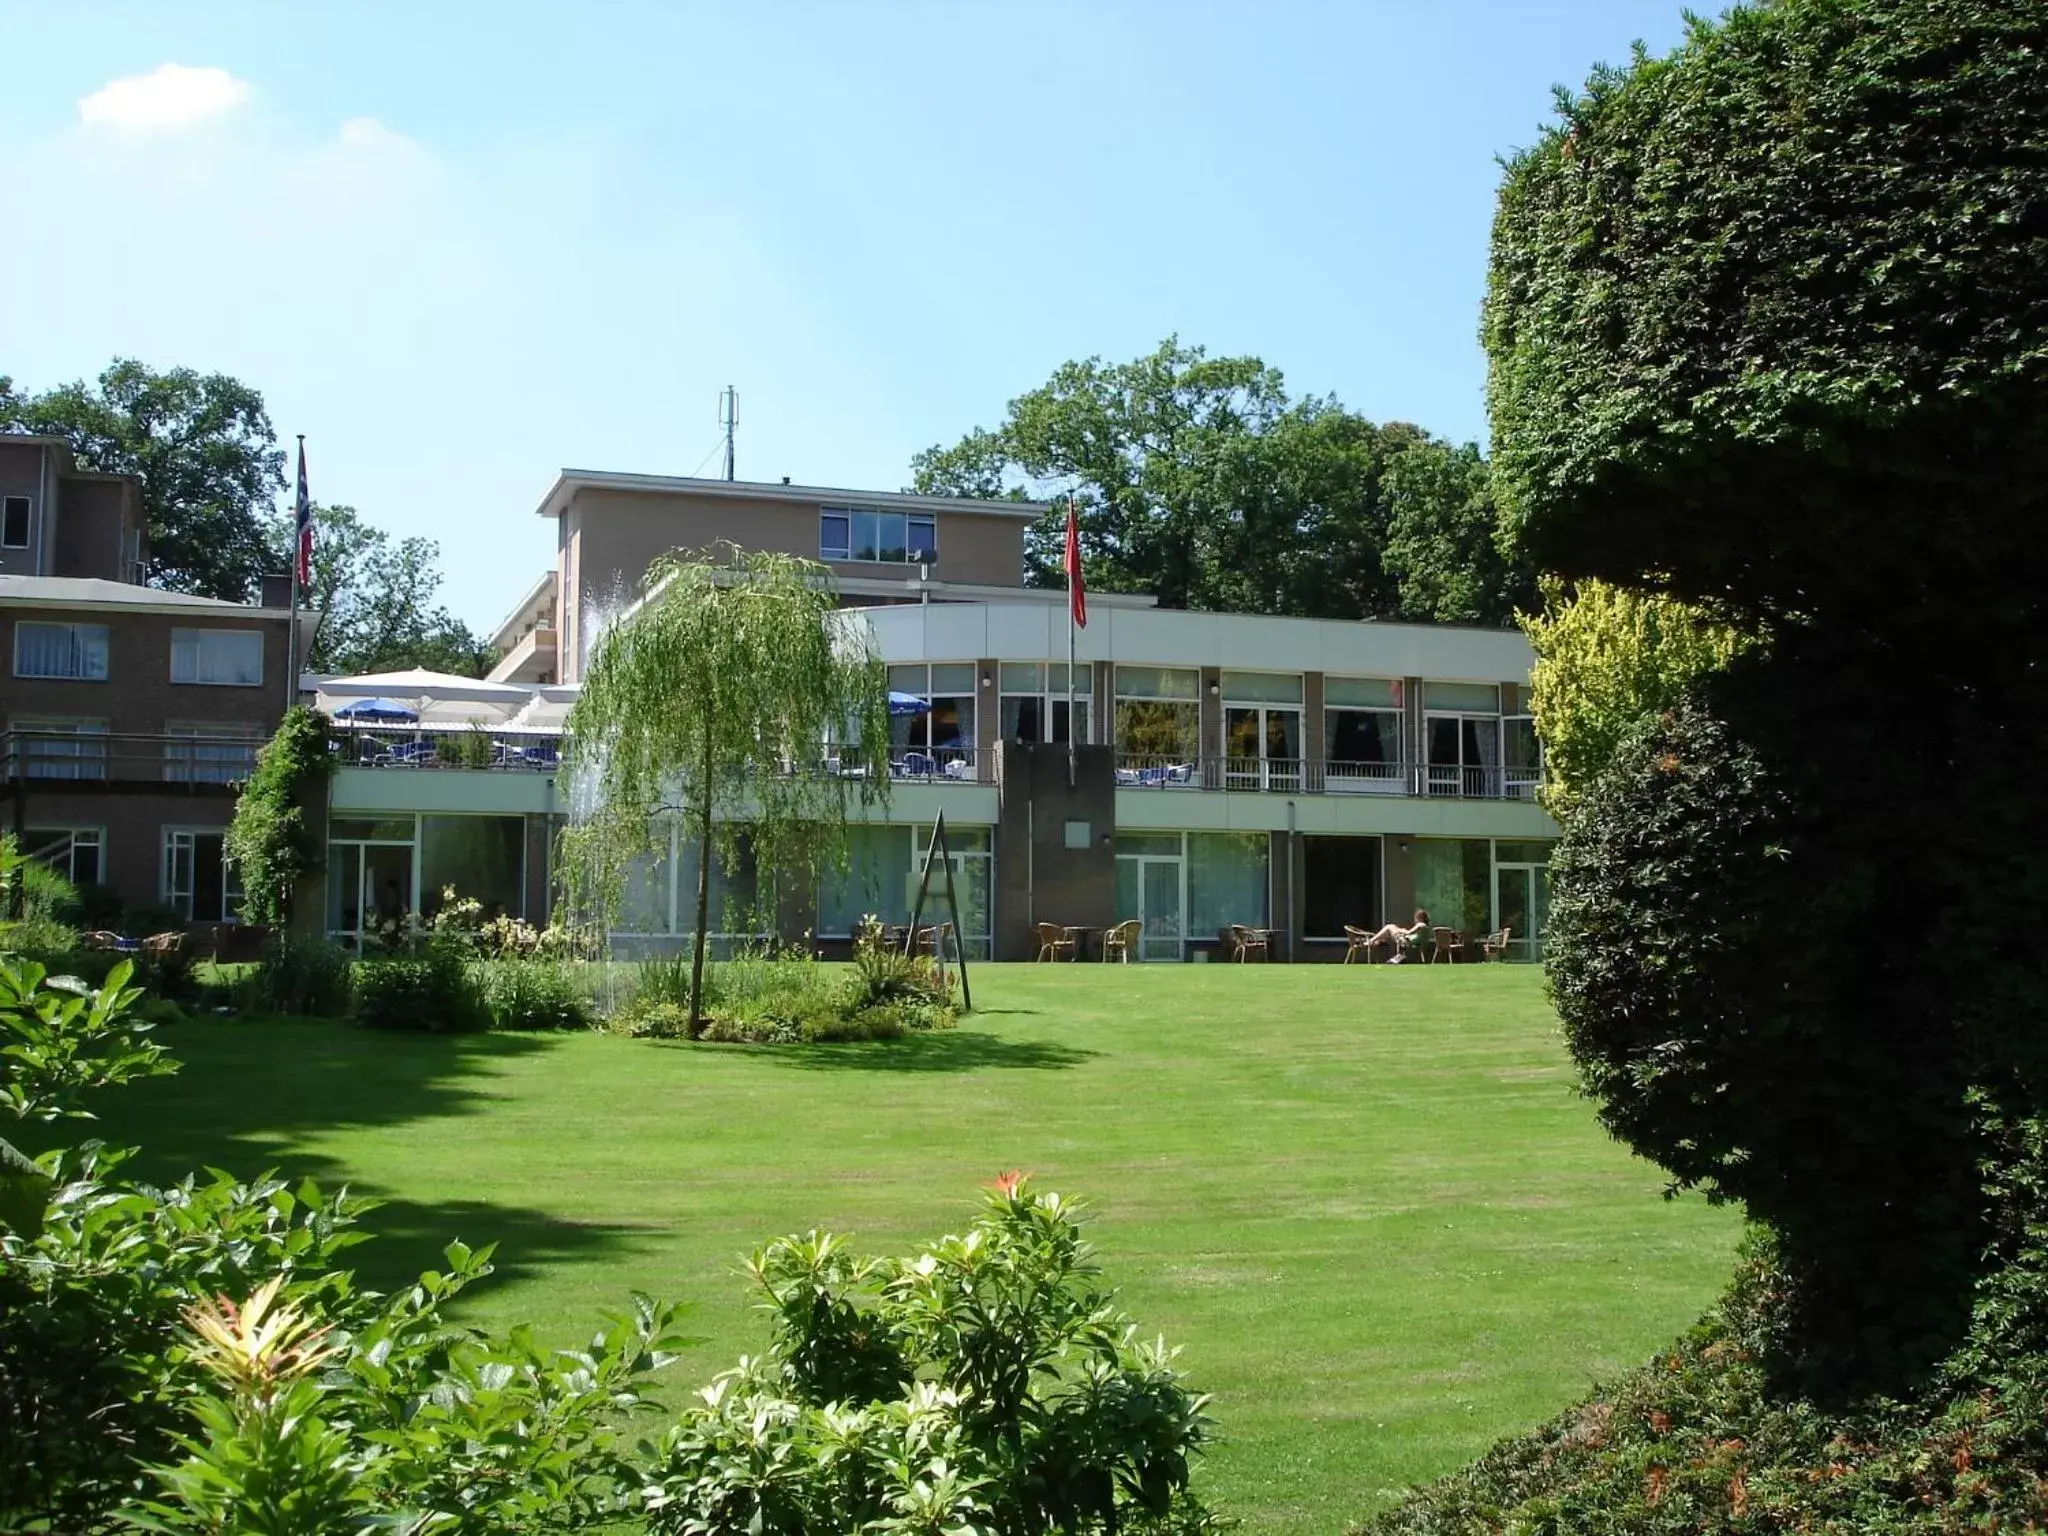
[78,63,251,132]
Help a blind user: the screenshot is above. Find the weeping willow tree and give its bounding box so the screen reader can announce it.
[562,546,891,1035]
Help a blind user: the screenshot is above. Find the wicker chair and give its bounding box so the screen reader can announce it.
[1035,922,1076,962]
[80,930,125,951]
[1343,924,1381,964]
[1228,924,1270,963]
[1479,927,1513,962]
[1101,919,1141,963]
[140,931,187,959]
[1428,927,1467,964]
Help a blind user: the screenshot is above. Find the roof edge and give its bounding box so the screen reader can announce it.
[534,469,1051,521]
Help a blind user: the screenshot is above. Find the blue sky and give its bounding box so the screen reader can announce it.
[0,1,1691,633]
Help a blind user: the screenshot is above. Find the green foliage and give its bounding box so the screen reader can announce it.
[224,706,338,927]
[242,932,355,1017]
[912,336,1532,625]
[352,939,488,1032]
[1484,0,2048,633]
[564,545,894,1032]
[0,358,286,601]
[0,1151,367,1530]
[477,959,588,1031]
[292,501,495,676]
[845,915,956,1011]
[642,1177,1218,1536]
[1521,578,1748,811]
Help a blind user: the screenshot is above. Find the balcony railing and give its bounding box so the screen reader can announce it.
[0,731,261,787]
[1114,753,1541,801]
[330,724,562,773]
[824,746,986,784]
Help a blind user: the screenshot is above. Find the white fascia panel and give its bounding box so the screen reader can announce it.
[331,767,559,817]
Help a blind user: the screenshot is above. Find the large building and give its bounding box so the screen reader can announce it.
[310,469,1556,962]
[0,434,313,926]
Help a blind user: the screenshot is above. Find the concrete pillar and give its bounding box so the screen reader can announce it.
[1403,676,1426,793]
[1384,835,1417,926]
[993,740,1117,960]
[975,657,999,783]
[1198,666,1222,788]
[1302,671,1325,792]
[521,813,556,925]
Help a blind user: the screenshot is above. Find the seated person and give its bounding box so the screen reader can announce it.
[1361,909,1431,963]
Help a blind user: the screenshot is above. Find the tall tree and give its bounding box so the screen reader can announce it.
[910,337,1531,625]
[562,547,892,1034]
[1,360,285,602]
[291,504,493,678]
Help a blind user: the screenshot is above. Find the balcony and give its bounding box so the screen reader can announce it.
[1114,753,1541,801]
[331,723,562,772]
[0,730,260,791]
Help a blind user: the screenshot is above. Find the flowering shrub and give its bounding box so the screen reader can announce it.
[642,1175,1220,1535]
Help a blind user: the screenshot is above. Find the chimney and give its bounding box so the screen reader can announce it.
[259,572,293,609]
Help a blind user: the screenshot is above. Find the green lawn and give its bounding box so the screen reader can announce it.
[84,964,1737,1535]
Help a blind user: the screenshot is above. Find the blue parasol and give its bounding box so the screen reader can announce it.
[333,697,420,722]
[887,691,933,716]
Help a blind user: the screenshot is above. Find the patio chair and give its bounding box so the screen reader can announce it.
[1035,922,1076,962]
[1101,919,1141,963]
[1342,924,1380,964]
[1479,927,1513,961]
[140,930,187,958]
[914,922,954,959]
[1228,924,1269,962]
[80,929,124,951]
[1429,927,1467,964]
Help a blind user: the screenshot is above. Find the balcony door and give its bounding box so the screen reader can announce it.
[1425,714,1501,798]
[1492,859,1549,961]
[1224,707,1301,792]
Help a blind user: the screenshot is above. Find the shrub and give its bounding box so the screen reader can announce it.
[843,914,955,1011]
[478,959,588,1031]
[352,940,487,1032]
[618,1000,694,1040]
[641,1177,1219,1536]
[241,932,353,1018]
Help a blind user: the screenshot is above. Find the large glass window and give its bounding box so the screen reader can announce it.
[824,507,938,565]
[1221,672,1301,792]
[171,628,263,687]
[816,823,993,958]
[14,622,109,681]
[1114,666,1199,767]
[1324,676,1404,794]
[329,817,416,945]
[1,495,30,548]
[163,828,242,923]
[608,821,760,939]
[1412,838,1493,939]
[999,661,1090,745]
[163,722,262,784]
[1504,716,1541,799]
[887,663,976,771]
[1302,835,1382,939]
[1187,831,1268,942]
[10,719,108,780]
[24,827,102,887]
[420,815,526,920]
[1425,714,1502,797]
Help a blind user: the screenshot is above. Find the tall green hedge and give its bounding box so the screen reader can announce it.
[1490,0,2048,1394]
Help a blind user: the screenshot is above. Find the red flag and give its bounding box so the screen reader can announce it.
[293,440,314,588]
[1064,496,1087,630]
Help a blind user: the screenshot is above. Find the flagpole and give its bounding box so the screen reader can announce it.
[1065,494,1078,788]
[286,434,304,714]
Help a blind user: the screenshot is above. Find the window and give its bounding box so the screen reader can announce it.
[9,719,108,780]
[999,661,1090,745]
[14,621,109,680]
[25,827,103,887]
[1113,666,1199,766]
[163,828,243,923]
[2,495,30,548]
[171,628,263,687]
[815,824,994,958]
[1504,715,1541,799]
[822,506,938,566]
[1324,678,1404,793]
[164,723,262,784]
[886,663,976,766]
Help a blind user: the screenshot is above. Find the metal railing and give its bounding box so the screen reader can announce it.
[0,730,260,787]
[1112,753,1542,801]
[329,723,562,773]
[824,746,986,784]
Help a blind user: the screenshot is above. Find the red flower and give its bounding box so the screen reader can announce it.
[990,1170,1029,1198]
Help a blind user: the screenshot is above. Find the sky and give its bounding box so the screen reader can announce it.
[0,1,1693,636]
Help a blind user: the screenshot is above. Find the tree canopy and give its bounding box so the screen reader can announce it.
[911,338,1534,626]
[1,360,285,603]
[291,503,493,678]
[562,547,892,1033]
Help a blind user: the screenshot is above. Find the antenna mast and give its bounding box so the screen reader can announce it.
[718,385,738,480]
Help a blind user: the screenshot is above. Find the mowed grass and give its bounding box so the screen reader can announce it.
[83,964,1738,1535]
